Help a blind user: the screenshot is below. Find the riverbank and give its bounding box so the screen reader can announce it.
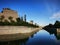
[0,26,41,41]
[57,28,60,35]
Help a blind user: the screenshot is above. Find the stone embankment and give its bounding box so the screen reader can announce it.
[0,26,42,41]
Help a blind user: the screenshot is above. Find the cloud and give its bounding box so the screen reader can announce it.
[50,11,60,19]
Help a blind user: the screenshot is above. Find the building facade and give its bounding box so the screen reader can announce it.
[0,8,18,22]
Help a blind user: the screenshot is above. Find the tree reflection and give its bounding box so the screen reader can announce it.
[45,29,60,40]
[0,38,29,45]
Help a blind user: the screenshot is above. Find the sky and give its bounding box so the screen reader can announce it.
[0,0,60,26]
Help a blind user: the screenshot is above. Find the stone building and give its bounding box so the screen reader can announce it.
[0,8,18,22]
[29,20,33,24]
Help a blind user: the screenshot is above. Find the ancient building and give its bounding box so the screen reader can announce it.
[0,8,18,22]
[29,20,33,24]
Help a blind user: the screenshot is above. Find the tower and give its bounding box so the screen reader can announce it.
[24,14,26,22]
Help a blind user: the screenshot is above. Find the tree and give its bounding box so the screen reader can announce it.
[4,19,10,25]
[48,24,53,28]
[8,16,13,22]
[24,14,26,22]
[54,20,60,28]
[54,21,60,25]
[0,15,5,22]
[21,16,23,21]
[4,19,9,22]
[16,17,20,22]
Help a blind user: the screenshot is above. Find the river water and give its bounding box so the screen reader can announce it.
[0,29,60,45]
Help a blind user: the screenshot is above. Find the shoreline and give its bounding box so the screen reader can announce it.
[0,26,42,41]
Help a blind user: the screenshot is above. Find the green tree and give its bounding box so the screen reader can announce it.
[0,15,5,22]
[54,20,60,28]
[16,17,20,22]
[24,14,26,22]
[4,19,10,25]
[21,16,23,21]
[8,16,13,22]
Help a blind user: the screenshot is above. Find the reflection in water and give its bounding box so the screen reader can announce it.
[0,30,60,45]
[0,38,29,45]
[44,29,60,40]
[26,30,57,45]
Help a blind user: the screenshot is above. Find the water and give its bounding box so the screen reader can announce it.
[0,29,60,45]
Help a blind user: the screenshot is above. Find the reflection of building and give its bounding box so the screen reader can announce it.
[0,8,18,21]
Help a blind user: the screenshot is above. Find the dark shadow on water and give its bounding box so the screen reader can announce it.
[43,28,60,40]
[0,30,38,45]
[0,38,29,45]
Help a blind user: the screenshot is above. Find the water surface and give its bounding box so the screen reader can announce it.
[0,29,60,45]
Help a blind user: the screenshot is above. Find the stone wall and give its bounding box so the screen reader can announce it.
[0,8,18,21]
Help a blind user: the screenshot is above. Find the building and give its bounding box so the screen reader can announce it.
[23,14,26,22]
[0,8,18,22]
[29,20,33,24]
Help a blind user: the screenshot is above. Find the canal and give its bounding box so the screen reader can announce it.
[0,29,60,45]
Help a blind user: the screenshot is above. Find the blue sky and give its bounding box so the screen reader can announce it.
[0,0,60,26]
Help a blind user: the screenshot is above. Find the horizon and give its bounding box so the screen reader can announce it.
[0,0,60,26]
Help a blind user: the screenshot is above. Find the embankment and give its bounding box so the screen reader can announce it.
[0,26,41,41]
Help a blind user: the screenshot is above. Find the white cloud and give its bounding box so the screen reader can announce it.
[50,11,60,19]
